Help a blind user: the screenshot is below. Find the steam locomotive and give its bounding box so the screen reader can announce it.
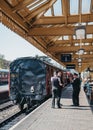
[9,57,68,111]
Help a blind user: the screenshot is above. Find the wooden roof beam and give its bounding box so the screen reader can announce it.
[12,0,35,13]
[90,0,93,13]
[78,0,82,23]
[0,0,28,31]
[56,53,93,59]
[28,25,93,36]
[33,14,93,25]
[51,5,54,16]
[25,0,57,20]
[48,45,93,53]
[71,58,93,63]
[73,54,93,59]
[64,62,93,67]
[33,36,47,47]
[62,0,70,24]
[55,38,93,45]
[27,0,46,11]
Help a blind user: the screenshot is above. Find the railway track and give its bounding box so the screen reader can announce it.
[0,109,25,130]
[0,104,20,124]
[0,96,49,130]
[0,100,13,111]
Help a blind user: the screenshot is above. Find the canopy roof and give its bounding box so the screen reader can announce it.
[0,0,93,72]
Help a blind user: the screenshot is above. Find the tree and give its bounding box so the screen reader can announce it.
[0,53,10,69]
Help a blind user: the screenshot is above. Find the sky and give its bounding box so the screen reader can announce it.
[0,23,45,61]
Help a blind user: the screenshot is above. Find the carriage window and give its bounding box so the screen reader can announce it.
[2,74,4,77]
[5,74,8,77]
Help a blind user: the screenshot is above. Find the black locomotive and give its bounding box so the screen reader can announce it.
[9,57,62,111]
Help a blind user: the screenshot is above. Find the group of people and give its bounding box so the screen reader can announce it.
[51,70,81,108]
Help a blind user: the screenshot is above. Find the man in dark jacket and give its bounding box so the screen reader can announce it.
[72,73,81,106]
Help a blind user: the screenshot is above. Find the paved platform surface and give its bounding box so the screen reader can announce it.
[10,86,93,130]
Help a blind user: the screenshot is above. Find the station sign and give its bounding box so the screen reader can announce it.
[61,54,72,62]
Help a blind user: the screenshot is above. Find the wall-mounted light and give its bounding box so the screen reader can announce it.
[75,25,86,39]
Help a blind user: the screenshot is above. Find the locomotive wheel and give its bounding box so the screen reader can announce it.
[27,103,31,110]
[19,104,24,111]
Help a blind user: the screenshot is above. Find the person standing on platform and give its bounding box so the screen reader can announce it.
[57,71,63,107]
[72,73,81,106]
[51,70,63,108]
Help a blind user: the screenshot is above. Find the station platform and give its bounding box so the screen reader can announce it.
[10,86,93,130]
